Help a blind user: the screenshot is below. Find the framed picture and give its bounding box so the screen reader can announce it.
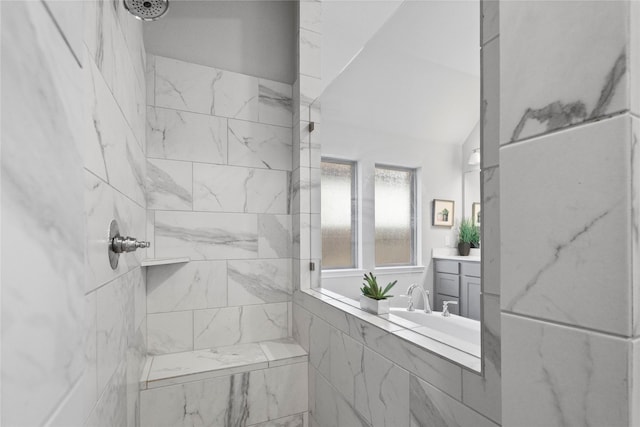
[472,202,481,226]
[433,199,455,227]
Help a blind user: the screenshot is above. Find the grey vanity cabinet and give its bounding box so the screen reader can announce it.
[434,260,480,320]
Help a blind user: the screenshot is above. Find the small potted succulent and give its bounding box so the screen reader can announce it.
[458,218,479,256]
[360,272,397,315]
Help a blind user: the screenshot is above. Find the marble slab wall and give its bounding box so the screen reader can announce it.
[145,55,294,355]
[500,1,640,425]
[84,0,148,425]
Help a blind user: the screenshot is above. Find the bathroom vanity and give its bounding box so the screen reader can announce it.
[433,256,481,321]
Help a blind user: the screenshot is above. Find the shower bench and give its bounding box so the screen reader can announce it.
[139,338,309,426]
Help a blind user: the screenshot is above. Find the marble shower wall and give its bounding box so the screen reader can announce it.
[84,0,148,425]
[500,1,640,425]
[2,0,147,426]
[291,1,502,425]
[145,55,294,355]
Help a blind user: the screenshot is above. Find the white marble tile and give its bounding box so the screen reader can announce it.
[410,375,498,427]
[481,166,499,296]
[300,0,322,34]
[85,292,99,412]
[632,1,640,117]
[501,117,632,334]
[300,75,323,107]
[146,158,193,210]
[228,259,293,305]
[259,214,293,258]
[462,294,501,423]
[85,0,145,147]
[632,338,640,426]
[141,363,307,427]
[146,54,155,106]
[193,163,289,214]
[146,210,155,259]
[481,38,499,169]
[85,48,146,206]
[249,413,305,427]
[502,313,630,427]
[126,323,147,427]
[633,117,640,335]
[147,311,193,355]
[97,272,135,391]
[194,303,289,349]
[147,343,268,388]
[155,55,259,120]
[300,29,322,79]
[43,0,83,64]
[146,106,227,164]
[308,316,333,380]
[500,1,628,144]
[154,211,258,260]
[259,79,293,127]
[354,348,409,427]
[329,330,363,405]
[85,171,145,292]
[481,0,498,45]
[86,362,128,427]
[228,118,293,171]
[313,369,371,427]
[147,261,228,313]
[292,303,314,353]
[259,338,308,367]
[134,267,147,331]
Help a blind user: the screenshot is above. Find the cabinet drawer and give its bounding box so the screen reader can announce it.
[461,262,481,278]
[435,272,459,297]
[435,293,459,315]
[435,260,459,274]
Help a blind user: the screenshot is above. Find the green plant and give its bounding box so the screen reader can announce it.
[458,218,480,245]
[361,272,396,300]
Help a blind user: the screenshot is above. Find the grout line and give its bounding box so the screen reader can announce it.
[501,310,634,339]
[501,110,629,148]
[149,105,293,130]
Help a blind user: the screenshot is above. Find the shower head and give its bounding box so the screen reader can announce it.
[123,0,169,21]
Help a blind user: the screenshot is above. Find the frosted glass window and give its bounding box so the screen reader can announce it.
[321,160,357,269]
[375,166,416,266]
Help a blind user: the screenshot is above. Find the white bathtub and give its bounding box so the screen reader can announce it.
[388,308,481,357]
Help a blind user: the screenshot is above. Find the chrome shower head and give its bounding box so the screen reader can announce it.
[123,0,169,21]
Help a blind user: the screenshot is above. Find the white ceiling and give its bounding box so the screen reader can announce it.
[320,0,480,147]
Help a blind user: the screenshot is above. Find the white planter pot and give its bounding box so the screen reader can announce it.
[359,295,390,315]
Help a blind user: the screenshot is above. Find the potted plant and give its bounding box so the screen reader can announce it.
[360,272,397,315]
[458,218,479,256]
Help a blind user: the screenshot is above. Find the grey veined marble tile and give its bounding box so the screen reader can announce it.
[259,79,293,127]
[146,158,192,210]
[155,211,258,260]
[228,118,293,171]
[193,163,289,214]
[228,259,293,305]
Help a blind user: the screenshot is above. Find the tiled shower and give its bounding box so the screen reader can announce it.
[2,0,640,426]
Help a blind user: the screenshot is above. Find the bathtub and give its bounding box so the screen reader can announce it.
[387,307,481,357]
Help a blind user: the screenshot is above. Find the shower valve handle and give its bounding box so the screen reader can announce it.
[111,235,151,253]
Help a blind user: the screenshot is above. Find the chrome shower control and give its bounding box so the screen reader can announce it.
[108,220,151,269]
[111,236,151,254]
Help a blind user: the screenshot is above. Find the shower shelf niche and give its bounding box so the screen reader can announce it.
[141,257,190,267]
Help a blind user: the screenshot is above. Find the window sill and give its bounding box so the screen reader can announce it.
[321,265,425,278]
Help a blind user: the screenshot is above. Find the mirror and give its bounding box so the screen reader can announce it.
[309,0,481,356]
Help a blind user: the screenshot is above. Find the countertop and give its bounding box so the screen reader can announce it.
[431,248,480,263]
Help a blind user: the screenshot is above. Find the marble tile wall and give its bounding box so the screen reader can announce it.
[2,0,147,426]
[84,0,148,425]
[145,55,294,355]
[500,1,640,425]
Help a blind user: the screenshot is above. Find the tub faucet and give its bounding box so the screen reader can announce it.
[406,284,432,314]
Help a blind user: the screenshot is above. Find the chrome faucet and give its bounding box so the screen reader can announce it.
[406,284,432,314]
[442,301,458,317]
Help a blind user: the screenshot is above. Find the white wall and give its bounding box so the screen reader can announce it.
[143,0,296,83]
